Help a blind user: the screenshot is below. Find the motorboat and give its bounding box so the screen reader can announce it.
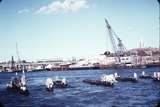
[115,72,138,82]
[83,74,116,87]
[6,71,29,96]
[139,71,152,79]
[83,79,114,86]
[53,76,68,88]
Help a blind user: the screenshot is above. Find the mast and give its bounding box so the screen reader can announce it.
[16,43,21,62]
[16,42,21,70]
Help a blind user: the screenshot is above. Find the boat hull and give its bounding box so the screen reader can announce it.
[153,78,160,82]
[7,86,29,96]
[139,75,153,79]
[83,79,114,87]
[54,81,68,88]
[116,77,138,82]
[46,87,54,92]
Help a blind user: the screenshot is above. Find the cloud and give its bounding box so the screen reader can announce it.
[18,9,30,14]
[35,0,89,14]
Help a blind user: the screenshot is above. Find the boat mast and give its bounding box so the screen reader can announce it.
[16,42,21,70]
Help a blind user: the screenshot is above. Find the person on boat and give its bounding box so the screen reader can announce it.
[19,73,27,91]
[45,78,54,91]
[157,72,160,80]
[134,72,138,80]
[142,71,145,76]
[61,78,67,85]
[153,72,157,78]
[12,72,21,87]
[114,72,120,78]
[109,74,117,83]
[20,73,26,86]
[101,74,117,84]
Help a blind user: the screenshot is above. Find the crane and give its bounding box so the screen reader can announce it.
[105,18,126,64]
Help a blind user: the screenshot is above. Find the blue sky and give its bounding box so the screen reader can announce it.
[0,0,159,61]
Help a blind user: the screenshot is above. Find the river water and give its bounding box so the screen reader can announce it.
[0,67,160,107]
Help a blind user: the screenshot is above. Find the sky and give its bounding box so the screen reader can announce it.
[0,0,159,61]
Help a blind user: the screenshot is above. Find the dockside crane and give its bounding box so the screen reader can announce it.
[105,18,127,64]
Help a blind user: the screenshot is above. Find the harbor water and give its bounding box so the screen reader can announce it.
[0,67,160,107]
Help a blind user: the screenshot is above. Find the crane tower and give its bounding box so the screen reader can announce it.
[105,19,126,64]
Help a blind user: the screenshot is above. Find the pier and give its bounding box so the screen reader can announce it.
[0,50,159,72]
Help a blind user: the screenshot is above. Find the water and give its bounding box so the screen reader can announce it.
[0,67,160,107]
